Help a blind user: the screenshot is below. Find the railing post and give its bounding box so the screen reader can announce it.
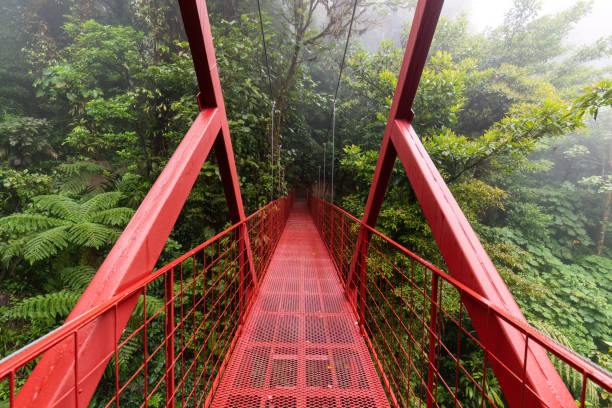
[426,272,439,408]
[165,267,175,408]
[259,210,264,278]
[319,200,323,235]
[330,208,335,254]
[359,233,367,335]
[340,214,345,282]
[238,227,245,324]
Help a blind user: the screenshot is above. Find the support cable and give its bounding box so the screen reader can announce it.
[328,0,359,204]
[331,100,336,204]
[256,0,276,201]
[256,0,273,97]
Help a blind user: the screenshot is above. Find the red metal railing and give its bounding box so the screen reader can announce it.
[0,194,292,408]
[308,195,612,408]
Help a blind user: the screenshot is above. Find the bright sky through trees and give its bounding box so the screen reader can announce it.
[462,0,611,45]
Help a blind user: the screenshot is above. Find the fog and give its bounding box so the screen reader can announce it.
[361,0,612,58]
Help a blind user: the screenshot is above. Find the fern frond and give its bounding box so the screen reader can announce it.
[59,161,107,176]
[0,238,27,264]
[81,191,122,215]
[7,290,81,321]
[61,172,105,194]
[0,214,68,234]
[90,207,134,226]
[68,222,117,248]
[59,161,109,194]
[32,195,80,221]
[132,295,165,318]
[532,321,600,405]
[103,326,140,379]
[24,226,71,263]
[60,266,96,291]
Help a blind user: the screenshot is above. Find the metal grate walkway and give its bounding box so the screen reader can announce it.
[211,202,390,408]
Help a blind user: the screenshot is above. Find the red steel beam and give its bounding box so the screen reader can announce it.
[16,1,255,405]
[350,0,575,405]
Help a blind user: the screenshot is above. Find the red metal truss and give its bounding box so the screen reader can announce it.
[349,0,574,406]
[15,1,255,406]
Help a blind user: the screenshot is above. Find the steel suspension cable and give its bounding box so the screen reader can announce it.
[256,0,273,97]
[329,0,359,204]
[256,0,276,201]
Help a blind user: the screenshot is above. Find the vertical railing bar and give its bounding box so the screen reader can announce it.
[165,268,175,408]
[406,257,416,406]
[359,232,366,335]
[178,262,184,407]
[239,228,244,324]
[340,213,345,281]
[192,254,197,402]
[435,276,443,404]
[453,295,463,408]
[73,330,79,408]
[580,372,588,408]
[259,210,264,281]
[479,306,491,408]
[143,286,148,408]
[520,334,529,407]
[419,266,429,407]
[114,304,119,408]
[9,371,15,408]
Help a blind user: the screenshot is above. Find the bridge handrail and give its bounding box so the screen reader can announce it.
[0,194,293,407]
[308,194,611,407]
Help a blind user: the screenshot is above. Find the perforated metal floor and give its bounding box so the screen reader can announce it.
[210,202,390,408]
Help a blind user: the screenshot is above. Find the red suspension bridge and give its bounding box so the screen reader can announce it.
[1,0,611,407]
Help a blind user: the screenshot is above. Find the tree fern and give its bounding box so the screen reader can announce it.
[80,191,122,215]
[23,225,71,262]
[60,266,96,291]
[90,207,134,226]
[0,214,68,234]
[0,191,134,264]
[69,222,116,248]
[32,195,81,221]
[6,290,82,321]
[0,238,26,264]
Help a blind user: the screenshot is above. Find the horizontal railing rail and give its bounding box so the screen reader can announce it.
[308,194,612,408]
[0,194,293,408]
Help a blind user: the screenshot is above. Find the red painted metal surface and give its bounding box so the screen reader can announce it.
[210,202,390,408]
[348,0,576,405]
[0,196,292,408]
[309,195,612,407]
[13,0,255,405]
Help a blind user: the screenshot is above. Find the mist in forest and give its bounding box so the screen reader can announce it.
[0,1,610,405]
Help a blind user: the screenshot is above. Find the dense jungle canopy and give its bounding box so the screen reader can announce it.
[0,0,610,405]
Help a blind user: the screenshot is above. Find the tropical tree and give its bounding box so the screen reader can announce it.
[572,80,612,255]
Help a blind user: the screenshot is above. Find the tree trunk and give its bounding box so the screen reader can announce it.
[272,10,305,170]
[596,140,612,255]
[598,190,612,255]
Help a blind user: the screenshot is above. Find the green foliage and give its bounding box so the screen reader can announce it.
[58,160,111,194]
[0,116,56,167]
[0,167,53,215]
[0,192,133,264]
[533,321,602,406]
[6,290,82,321]
[573,80,612,119]
[0,0,610,404]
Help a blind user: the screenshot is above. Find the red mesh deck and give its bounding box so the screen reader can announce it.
[211,202,390,408]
